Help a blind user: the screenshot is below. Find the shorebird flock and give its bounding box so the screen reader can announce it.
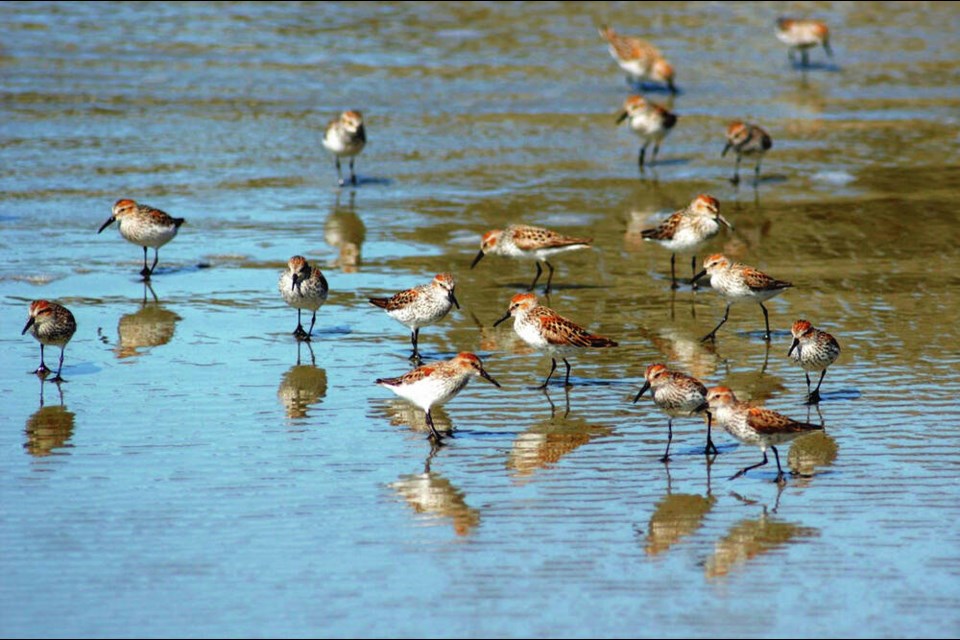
[21,18,842,484]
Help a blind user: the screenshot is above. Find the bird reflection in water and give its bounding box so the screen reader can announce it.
[390,445,481,537]
[324,190,365,273]
[277,341,328,420]
[375,399,454,439]
[787,405,837,487]
[24,379,75,457]
[641,463,717,557]
[507,389,613,481]
[115,282,182,359]
[705,489,818,579]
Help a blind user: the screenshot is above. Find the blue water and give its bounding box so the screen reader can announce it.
[2,2,960,637]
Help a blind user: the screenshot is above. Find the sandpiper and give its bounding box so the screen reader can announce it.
[633,363,716,462]
[693,254,792,342]
[598,25,676,92]
[22,300,77,382]
[278,255,329,341]
[471,225,592,294]
[376,352,501,441]
[722,122,773,185]
[494,293,617,388]
[370,273,459,363]
[323,110,366,187]
[616,95,678,170]
[706,386,823,484]
[776,18,833,67]
[788,319,841,404]
[640,194,731,289]
[98,199,185,279]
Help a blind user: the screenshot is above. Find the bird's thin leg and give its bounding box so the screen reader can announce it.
[705,411,718,455]
[670,253,678,290]
[639,143,648,169]
[51,347,66,383]
[562,358,572,388]
[349,157,357,185]
[731,154,742,185]
[538,358,557,389]
[730,450,769,481]
[652,141,661,165]
[307,309,317,338]
[772,446,787,484]
[529,262,543,291]
[807,370,826,404]
[149,248,159,276]
[544,261,556,294]
[35,344,49,375]
[410,328,421,363]
[760,303,771,340]
[425,410,443,441]
[701,304,731,342]
[140,246,150,277]
[660,418,673,463]
[335,157,344,187]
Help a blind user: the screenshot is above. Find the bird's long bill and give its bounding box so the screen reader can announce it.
[633,381,651,403]
[691,269,707,284]
[21,317,35,335]
[470,250,485,269]
[717,213,734,230]
[788,338,800,357]
[667,79,678,94]
[450,291,461,310]
[721,142,732,158]
[479,368,502,388]
[97,215,117,234]
[292,273,303,294]
[493,310,511,327]
[615,110,628,125]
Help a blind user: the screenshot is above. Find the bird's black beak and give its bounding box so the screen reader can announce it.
[717,214,733,230]
[493,310,511,327]
[98,216,116,234]
[788,338,799,358]
[480,368,501,388]
[292,273,303,294]
[691,269,707,284]
[21,317,35,335]
[615,110,628,124]
[450,291,460,310]
[721,142,732,158]
[470,250,485,269]
[633,381,651,403]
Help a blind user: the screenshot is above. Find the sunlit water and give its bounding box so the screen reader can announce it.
[2,2,960,637]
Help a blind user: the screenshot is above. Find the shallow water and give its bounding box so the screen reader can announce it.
[2,2,960,637]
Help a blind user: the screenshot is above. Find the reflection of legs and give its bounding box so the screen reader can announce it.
[730,450,768,481]
[538,358,557,389]
[669,253,678,290]
[701,304,731,342]
[660,418,673,463]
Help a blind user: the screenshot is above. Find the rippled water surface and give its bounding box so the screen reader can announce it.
[2,2,960,637]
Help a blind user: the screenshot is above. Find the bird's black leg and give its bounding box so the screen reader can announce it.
[701,304,731,342]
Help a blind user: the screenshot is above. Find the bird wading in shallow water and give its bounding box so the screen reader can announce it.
[776,18,833,68]
[471,225,592,295]
[376,352,501,442]
[693,254,792,342]
[616,95,678,171]
[323,110,366,187]
[22,300,77,383]
[494,293,617,389]
[98,199,185,279]
[706,386,823,484]
[598,25,677,93]
[788,319,841,404]
[369,273,460,364]
[722,122,772,185]
[278,255,329,341]
[633,363,717,462]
